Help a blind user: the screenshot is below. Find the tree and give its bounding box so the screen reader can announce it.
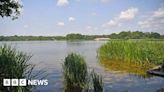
[110,33,118,39]
[150,32,160,39]
[131,31,145,39]
[66,33,84,40]
[118,31,131,39]
[0,0,22,19]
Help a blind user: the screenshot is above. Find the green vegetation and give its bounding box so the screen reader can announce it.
[0,0,22,20]
[63,53,103,92]
[110,31,163,39]
[98,40,164,64]
[63,53,89,92]
[0,35,66,41]
[0,31,163,41]
[91,71,103,92]
[66,33,94,40]
[98,40,164,76]
[0,45,34,92]
[66,34,84,40]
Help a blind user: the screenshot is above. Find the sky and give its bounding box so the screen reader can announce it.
[0,0,164,36]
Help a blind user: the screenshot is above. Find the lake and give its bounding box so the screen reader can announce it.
[0,41,164,92]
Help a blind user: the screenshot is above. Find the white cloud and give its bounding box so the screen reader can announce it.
[57,0,69,7]
[153,7,164,18]
[102,20,119,28]
[23,25,29,28]
[68,17,75,21]
[75,0,80,2]
[102,7,138,29]
[86,26,92,31]
[138,6,164,31]
[91,12,97,16]
[57,22,65,26]
[101,0,109,3]
[86,26,92,29]
[94,27,98,31]
[86,26,99,31]
[138,21,150,28]
[119,8,138,20]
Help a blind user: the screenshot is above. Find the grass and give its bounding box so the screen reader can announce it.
[91,71,103,92]
[63,53,89,92]
[63,53,104,92]
[0,45,34,92]
[98,40,164,76]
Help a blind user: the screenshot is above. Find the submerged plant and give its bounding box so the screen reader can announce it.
[0,45,34,92]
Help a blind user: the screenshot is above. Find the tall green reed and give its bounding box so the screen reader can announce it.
[91,71,103,92]
[0,45,34,92]
[63,53,104,92]
[98,40,164,65]
[63,53,89,92]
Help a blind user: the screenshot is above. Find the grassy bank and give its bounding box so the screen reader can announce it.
[98,40,164,76]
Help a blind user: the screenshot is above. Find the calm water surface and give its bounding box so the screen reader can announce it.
[0,41,164,92]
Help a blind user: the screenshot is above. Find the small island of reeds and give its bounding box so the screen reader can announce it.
[98,40,164,76]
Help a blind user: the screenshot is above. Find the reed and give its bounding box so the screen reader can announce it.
[63,53,89,92]
[0,45,34,92]
[98,40,164,65]
[98,40,164,76]
[91,71,103,92]
[63,53,104,92]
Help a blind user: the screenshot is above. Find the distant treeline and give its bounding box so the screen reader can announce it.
[0,31,164,41]
[109,31,164,39]
[0,36,66,41]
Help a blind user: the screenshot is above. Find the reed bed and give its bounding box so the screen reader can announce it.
[0,45,34,92]
[98,40,164,76]
[63,53,104,92]
[63,53,89,92]
[98,40,164,65]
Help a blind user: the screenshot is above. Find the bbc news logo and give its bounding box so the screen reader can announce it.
[3,79,48,86]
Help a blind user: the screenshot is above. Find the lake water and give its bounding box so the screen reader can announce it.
[0,41,164,92]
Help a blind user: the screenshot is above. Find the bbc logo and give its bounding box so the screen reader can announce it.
[3,79,27,86]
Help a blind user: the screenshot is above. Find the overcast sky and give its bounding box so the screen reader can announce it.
[0,0,164,36]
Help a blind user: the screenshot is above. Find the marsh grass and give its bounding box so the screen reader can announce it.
[63,53,89,92]
[63,53,104,92]
[0,45,34,92]
[98,40,164,76]
[91,71,103,92]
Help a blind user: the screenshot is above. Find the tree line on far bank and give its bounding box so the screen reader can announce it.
[0,31,163,41]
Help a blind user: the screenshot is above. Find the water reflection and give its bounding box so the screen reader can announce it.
[100,60,154,78]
